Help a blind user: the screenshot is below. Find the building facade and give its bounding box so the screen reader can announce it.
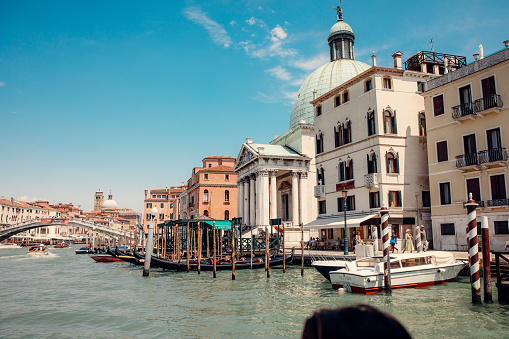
[143,185,186,232]
[422,43,509,251]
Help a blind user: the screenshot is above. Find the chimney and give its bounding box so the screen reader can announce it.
[504,40,509,48]
[392,51,403,69]
[246,138,253,144]
[144,190,148,199]
[258,147,265,155]
[479,44,484,59]
[371,51,377,66]
[273,135,278,140]
[444,58,448,74]
[312,89,317,100]
[473,53,479,61]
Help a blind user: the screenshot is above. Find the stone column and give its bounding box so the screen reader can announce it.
[256,172,261,227]
[292,172,300,227]
[260,170,270,227]
[299,172,308,225]
[249,174,256,226]
[243,179,250,225]
[237,178,244,222]
[270,171,277,220]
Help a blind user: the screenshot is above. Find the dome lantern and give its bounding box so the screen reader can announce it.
[328,6,355,61]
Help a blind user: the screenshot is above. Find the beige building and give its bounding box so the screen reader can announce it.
[143,186,186,232]
[422,42,509,251]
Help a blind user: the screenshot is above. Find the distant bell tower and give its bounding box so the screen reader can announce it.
[94,190,104,211]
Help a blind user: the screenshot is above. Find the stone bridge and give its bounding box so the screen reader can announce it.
[0,218,134,242]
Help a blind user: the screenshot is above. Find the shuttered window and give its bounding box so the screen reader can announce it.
[433,95,445,116]
[436,140,448,162]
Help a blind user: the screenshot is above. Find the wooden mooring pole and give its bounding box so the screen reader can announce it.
[266,226,270,278]
[381,205,391,294]
[186,222,190,273]
[466,194,481,304]
[213,221,217,278]
[481,216,492,303]
[197,222,202,274]
[232,221,236,280]
[300,223,304,276]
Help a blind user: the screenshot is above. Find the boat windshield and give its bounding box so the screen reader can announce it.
[356,257,383,268]
[400,256,433,268]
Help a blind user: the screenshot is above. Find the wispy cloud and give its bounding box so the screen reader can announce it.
[229,20,237,26]
[292,53,329,71]
[18,195,51,203]
[183,6,232,48]
[266,66,292,81]
[245,17,267,28]
[0,81,4,87]
[251,92,282,104]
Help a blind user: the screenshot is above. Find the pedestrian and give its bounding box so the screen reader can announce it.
[390,231,398,253]
[301,304,411,339]
[402,229,414,253]
[420,226,428,251]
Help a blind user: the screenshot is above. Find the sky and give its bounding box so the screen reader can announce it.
[1,0,508,212]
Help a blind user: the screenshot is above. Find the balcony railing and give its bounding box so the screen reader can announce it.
[456,148,507,168]
[478,148,508,164]
[364,173,379,187]
[463,200,485,208]
[486,199,509,207]
[314,185,325,197]
[452,94,503,120]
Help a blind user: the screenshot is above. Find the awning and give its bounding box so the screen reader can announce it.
[304,213,377,230]
[203,220,232,229]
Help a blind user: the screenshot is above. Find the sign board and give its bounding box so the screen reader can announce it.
[336,180,355,191]
[270,218,282,226]
[421,213,431,221]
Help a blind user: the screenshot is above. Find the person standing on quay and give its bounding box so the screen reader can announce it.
[420,226,428,251]
[402,229,414,253]
[390,231,398,253]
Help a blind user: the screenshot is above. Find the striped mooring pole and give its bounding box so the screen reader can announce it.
[481,216,493,303]
[465,193,481,304]
[381,205,391,294]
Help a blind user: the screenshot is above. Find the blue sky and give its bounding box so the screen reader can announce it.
[1,0,508,212]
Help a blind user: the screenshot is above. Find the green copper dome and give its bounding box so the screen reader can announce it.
[288,59,370,129]
[328,21,354,41]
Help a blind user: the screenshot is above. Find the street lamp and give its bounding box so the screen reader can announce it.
[143,206,158,277]
[342,189,348,255]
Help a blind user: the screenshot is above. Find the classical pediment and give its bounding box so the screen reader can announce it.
[234,145,257,171]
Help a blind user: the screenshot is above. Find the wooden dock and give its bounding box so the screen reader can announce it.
[494,251,509,303]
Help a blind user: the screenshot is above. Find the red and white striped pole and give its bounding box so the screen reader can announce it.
[481,216,493,303]
[381,205,391,294]
[465,193,481,304]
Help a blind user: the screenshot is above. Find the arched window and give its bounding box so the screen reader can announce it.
[339,159,354,181]
[382,77,392,89]
[367,152,378,174]
[418,112,426,136]
[365,79,373,92]
[203,189,209,202]
[344,120,352,144]
[224,190,230,202]
[334,124,340,147]
[367,110,376,136]
[334,95,341,107]
[204,210,209,216]
[386,152,399,174]
[343,91,349,103]
[384,109,397,134]
[224,210,230,220]
[317,167,325,185]
[316,132,324,154]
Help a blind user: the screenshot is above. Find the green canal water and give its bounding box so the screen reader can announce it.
[0,246,508,339]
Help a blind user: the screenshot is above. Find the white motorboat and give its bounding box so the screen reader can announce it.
[311,260,348,281]
[27,244,50,255]
[0,242,21,249]
[329,251,466,294]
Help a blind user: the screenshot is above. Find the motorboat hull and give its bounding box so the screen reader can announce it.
[311,260,347,281]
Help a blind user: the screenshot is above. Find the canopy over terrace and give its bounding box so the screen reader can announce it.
[303,213,378,230]
[158,218,232,229]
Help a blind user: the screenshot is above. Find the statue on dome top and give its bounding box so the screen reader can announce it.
[332,4,343,22]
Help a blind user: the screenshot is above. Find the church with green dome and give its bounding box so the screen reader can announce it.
[233,6,370,240]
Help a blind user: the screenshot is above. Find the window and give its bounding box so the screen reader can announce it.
[146,214,151,220]
[490,174,507,200]
[204,210,209,216]
[367,110,376,136]
[159,213,165,220]
[389,191,402,207]
[146,203,152,208]
[433,95,445,117]
[224,210,230,220]
[338,196,356,212]
[316,106,322,117]
[334,125,340,147]
[369,191,380,208]
[170,213,173,219]
[382,77,392,89]
[463,134,477,166]
[152,195,156,198]
[203,190,209,202]
[344,121,352,144]
[365,79,372,92]
[418,112,426,136]
[343,91,349,103]
[160,203,164,209]
[204,173,209,180]
[225,174,230,181]
[439,182,452,205]
[339,159,354,182]
[494,221,509,235]
[486,127,502,156]
[224,190,230,202]
[466,178,481,202]
[335,95,341,107]
[318,200,326,214]
[316,132,324,154]
[436,140,449,162]
[417,81,425,93]
[383,110,397,134]
[441,223,455,235]
[367,153,377,174]
[386,153,399,174]
[422,191,431,208]
[317,167,325,185]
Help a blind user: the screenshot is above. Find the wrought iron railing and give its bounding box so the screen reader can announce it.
[474,94,503,112]
[486,199,509,207]
[456,153,479,168]
[463,200,485,208]
[478,148,508,164]
[452,102,475,119]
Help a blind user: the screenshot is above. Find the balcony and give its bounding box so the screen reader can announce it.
[452,94,503,121]
[462,200,485,208]
[456,148,508,169]
[486,199,509,208]
[314,185,325,197]
[364,173,379,188]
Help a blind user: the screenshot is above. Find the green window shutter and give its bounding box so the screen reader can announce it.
[377,192,381,207]
[397,191,402,207]
[386,155,389,173]
[374,153,378,172]
[369,192,373,208]
[388,192,391,206]
[350,159,354,179]
[383,117,387,134]
[395,157,400,173]
[393,111,398,134]
[352,195,356,210]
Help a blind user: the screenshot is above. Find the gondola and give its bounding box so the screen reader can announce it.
[114,247,144,265]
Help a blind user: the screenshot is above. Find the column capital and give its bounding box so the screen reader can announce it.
[291,171,300,178]
[257,170,269,177]
[250,173,257,180]
[299,172,308,179]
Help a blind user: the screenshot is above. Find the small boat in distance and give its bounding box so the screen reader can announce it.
[0,242,21,249]
[75,246,92,254]
[54,242,70,248]
[28,244,49,255]
[90,254,123,262]
[329,251,466,294]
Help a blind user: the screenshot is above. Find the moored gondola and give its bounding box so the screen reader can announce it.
[114,247,144,265]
